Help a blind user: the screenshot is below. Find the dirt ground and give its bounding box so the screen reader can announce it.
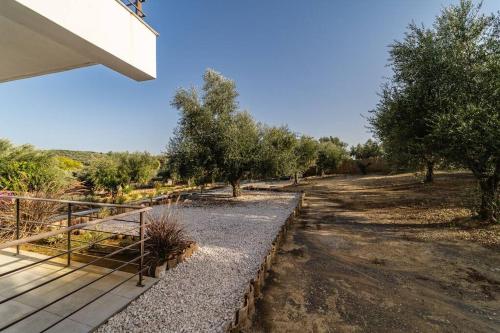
[248,172,500,333]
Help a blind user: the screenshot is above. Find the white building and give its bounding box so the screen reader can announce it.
[0,0,158,82]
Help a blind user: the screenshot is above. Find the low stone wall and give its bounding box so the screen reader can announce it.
[225,192,304,332]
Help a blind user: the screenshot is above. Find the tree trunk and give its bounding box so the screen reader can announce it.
[356,161,370,175]
[424,161,434,183]
[478,174,498,223]
[294,172,299,185]
[110,190,117,203]
[231,179,241,198]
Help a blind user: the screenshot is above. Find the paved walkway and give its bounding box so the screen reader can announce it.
[0,249,156,333]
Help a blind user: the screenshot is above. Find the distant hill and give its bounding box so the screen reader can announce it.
[47,149,105,165]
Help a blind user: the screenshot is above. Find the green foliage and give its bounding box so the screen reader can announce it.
[120,152,160,185]
[225,112,261,191]
[80,152,160,198]
[430,1,499,221]
[0,139,72,193]
[316,141,349,175]
[294,135,319,177]
[83,156,129,198]
[258,126,298,179]
[319,136,348,149]
[166,130,203,184]
[369,0,499,221]
[169,69,260,196]
[81,228,106,250]
[56,156,83,171]
[350,139,384,175]
[350,139,383,160]
[369,18,445,178]
[156,156,171,182]
[48,149,103,166]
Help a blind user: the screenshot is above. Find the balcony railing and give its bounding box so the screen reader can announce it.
[0,195,152,331]
[121,0,146,18]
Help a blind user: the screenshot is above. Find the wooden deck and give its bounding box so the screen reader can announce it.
[0,249,157,333]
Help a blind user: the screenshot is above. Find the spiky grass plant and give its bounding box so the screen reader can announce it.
[145,208,190,266]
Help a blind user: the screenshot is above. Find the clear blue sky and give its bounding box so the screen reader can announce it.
[0,0,497,154]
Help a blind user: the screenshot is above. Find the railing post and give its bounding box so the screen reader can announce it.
[67,203,72,266]
[135,0,144,17]
[15,198,20,255]
[137,211,145,287]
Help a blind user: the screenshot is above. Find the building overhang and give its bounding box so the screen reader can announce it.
[0,0,158,83]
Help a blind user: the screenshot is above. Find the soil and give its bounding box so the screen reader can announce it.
[248,172,500,333]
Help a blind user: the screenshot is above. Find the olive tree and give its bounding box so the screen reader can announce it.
[121,152,160,185]
[319,136,348,148]
[369,18,446,182]
[169,69,259,197]
[166,131,205,185]
[257,126,298,180]
[293,135,319,183]
[370,0,499,222]
[84,156,130,199]
[225,112,260,196]
[431,1,499,222]
[316,141,348,175]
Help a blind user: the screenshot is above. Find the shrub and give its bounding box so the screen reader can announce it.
[316,141,349,175]
[145,209,190,266]
[81,228,106,250]
[0,139,74,193]
[0,190,66,240]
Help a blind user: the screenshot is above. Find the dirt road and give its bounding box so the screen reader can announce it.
[248,174,500,333]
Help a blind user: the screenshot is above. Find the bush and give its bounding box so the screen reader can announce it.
[335,158,389,175]
[145,209,190,266]
[0,139,74,193]
[0,190,66,240]
[316,141,349,175]
[81,152,160,199]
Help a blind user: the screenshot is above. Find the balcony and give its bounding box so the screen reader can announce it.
[0,0,158,83]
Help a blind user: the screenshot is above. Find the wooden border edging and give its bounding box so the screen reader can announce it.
[153,243,199,278]
[225,192,305,332]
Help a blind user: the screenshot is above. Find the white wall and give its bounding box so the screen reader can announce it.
[0,0,157,82]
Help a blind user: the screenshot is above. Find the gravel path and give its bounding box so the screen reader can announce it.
[97,190,299,333]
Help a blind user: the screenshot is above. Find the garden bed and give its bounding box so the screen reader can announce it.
[97,189,300,333]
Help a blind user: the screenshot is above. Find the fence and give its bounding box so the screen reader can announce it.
[0,195,151,332]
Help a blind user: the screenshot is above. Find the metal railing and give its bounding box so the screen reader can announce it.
[121,0,146,18]
[0,195,152,331]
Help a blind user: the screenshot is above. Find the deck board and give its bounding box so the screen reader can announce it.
[0,249,156,333]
